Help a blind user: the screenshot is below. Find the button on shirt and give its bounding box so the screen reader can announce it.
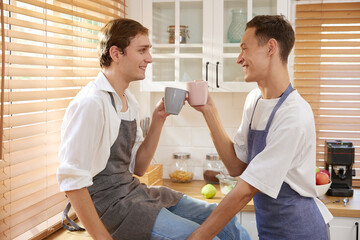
[57,71,144,192]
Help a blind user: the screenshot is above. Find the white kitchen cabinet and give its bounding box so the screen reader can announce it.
[329,217,360,240]
[140,0,289,92]
[239,213,360,240]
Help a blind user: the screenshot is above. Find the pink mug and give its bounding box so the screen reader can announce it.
[186,80,208,106]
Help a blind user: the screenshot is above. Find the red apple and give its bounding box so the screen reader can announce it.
[316,172,330,185]
[319,169,330,178]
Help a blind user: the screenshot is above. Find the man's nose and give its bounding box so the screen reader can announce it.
[145,53,153,63]
[237,53,243,64]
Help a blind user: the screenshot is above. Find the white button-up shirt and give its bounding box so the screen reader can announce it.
[57,71,144,192]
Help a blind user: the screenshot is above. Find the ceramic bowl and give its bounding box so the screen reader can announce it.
[316,181,331,197]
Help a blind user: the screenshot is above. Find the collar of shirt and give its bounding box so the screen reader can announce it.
[94,71,140,115]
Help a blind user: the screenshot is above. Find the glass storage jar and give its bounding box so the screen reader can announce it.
[203,153,224,184]
[169,152,194,183]
[167,25,189,44]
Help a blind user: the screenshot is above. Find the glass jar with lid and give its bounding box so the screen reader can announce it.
[167,25,190,44]
[203,153,224,184]
[169,152,194,183]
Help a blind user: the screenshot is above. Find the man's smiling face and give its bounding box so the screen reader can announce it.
[237,28,269,83]
[119,34,152,82]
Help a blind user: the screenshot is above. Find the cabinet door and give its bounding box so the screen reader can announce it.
[212,0,279,92]
[141,0,206,92]
[330,217,360,240]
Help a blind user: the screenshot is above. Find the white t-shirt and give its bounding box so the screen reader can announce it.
[234,88,333,223]
[57,72,144,192]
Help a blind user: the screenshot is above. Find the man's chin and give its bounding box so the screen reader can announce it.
[133,75,146,81]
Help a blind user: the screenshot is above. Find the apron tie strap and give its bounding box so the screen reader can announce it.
[62,200,86,232]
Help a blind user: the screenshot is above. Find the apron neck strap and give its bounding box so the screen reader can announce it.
[249,96,262,129]
[264,84,293,131]
[108,92,117,112]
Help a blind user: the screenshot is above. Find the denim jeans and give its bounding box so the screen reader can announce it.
[151,195,251,240]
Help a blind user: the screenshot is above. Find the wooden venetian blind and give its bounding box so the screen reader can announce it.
[294,2,360,187]
[0,0,126,239]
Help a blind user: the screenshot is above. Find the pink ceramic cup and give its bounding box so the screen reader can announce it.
[186,80,208,106]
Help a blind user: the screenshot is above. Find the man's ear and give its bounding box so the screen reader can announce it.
[109,46,123,63]
[267,38,278,56]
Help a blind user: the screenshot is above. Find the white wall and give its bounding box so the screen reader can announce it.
[148,91,248,180]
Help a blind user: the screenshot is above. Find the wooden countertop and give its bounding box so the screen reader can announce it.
[163,179,360,218]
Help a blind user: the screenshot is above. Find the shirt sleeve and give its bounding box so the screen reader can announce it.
[57,98,105,191]
[240,121,304,199]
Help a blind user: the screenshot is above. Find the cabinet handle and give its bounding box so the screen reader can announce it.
[356,222,359,240]
[206,62,209,82]
[216,61,219,88]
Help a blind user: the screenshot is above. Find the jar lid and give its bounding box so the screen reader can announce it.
[173,152,191,159]
[206,153,221,160]
[168,25,188,29]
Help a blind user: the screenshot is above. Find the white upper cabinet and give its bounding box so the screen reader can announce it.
[140,0,289,92]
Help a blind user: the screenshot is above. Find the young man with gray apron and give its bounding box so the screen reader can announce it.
[187,15,332,240]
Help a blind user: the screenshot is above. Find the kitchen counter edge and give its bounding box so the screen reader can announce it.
[163,179,360,218]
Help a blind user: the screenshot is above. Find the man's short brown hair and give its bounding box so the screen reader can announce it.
[98,18,149,68]
[246,15,295,63]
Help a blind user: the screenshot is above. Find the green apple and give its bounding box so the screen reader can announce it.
[316,167,320,173]
[201,184,216,199]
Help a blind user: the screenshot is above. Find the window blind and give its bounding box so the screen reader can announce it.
[294,2,360,187]
[0,0,126,239]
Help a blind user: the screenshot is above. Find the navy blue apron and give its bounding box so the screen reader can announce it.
[247,84,328,240]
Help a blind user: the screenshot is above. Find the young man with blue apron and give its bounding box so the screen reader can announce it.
[188,15,332,240]
[57,18,251,240]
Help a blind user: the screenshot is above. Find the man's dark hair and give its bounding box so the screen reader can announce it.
[246,15,295,63]
[98,18,149,68]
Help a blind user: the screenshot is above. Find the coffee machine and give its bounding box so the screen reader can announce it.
[325,140,355,197]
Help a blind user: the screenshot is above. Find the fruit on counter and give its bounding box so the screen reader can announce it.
[319,169,330,178]
[201,184,217,199]
[316,171,330,185]
[316,167,320,173]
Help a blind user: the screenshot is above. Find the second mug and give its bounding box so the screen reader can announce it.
[186,80,208,106]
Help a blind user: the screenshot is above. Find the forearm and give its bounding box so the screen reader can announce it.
[134,115,165,175]
[202,107,246,176]
[188,179,258,239]
[65,188,113,240]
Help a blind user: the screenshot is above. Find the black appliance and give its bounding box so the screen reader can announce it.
[325,140,355,197]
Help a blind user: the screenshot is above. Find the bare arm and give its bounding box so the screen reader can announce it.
[188,179,259,239]
[65,188,113,240]
[133,98,168,176]
[191,95,247,176]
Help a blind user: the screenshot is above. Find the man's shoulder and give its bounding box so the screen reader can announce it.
[69,82,108,111]
[279,90,314,125]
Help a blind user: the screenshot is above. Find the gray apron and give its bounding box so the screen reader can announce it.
[87,92,183,240]
[248,85,328,240]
